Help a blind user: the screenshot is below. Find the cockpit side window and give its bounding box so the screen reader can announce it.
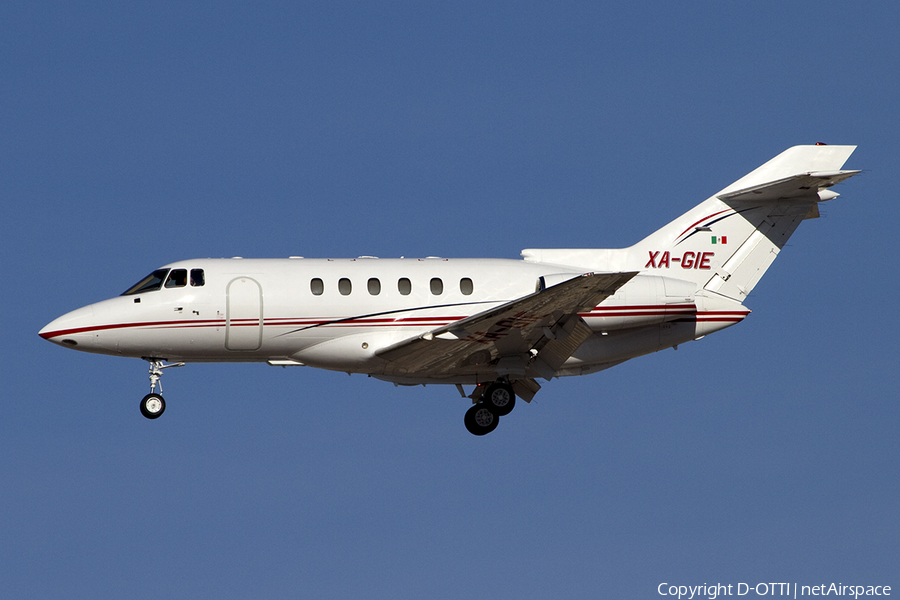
[121,269,170,296]
[165,269,188,288]
[190,269,205,287]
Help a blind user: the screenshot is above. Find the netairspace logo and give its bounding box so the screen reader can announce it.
[657,582,892,599]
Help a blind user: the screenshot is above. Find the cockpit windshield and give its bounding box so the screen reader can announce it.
[121,269,170,296]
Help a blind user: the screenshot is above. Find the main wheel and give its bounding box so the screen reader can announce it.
[464,403,499,436]
[140,393,166,419]
[483,382,516,416]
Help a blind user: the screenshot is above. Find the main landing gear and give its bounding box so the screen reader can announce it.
[464,380,517,436]
[140,359,184,420]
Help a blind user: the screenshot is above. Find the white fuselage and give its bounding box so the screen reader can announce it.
[40,257,747,385]
[36,145,858,433]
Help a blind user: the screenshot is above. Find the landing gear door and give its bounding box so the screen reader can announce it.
[225,277,263,351]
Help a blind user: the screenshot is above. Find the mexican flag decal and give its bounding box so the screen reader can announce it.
[711,235,727,244]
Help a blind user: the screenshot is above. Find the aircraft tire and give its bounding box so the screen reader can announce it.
[464,403,499,436]
[483,382,516,416]
[140,393,166,419]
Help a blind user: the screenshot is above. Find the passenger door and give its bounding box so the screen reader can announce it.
[225,277,263,351]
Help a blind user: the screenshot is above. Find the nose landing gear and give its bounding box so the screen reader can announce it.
[140,393,166,419]
[140,358,184,420]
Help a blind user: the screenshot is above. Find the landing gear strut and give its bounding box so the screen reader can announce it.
[140,359,184,420]
[463,380,518,436]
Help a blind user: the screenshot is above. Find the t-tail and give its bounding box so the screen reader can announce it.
[523,144,859,302]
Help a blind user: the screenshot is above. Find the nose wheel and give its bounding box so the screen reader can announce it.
[140,393,166,419]
[141,358,184,420]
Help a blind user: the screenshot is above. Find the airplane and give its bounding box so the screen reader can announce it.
[39,144,859,435]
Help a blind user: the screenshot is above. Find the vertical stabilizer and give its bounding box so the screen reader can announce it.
[523,145,859,302]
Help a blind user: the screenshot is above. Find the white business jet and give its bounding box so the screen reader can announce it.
[40,145,859,435]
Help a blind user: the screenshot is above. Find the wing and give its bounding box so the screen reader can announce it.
[376,271,637,381]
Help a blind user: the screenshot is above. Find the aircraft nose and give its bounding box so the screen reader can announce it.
[39,304,96,349]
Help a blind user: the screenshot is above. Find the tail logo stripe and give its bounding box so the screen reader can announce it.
[674,207,756,245]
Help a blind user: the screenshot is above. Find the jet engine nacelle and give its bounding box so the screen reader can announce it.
[582,274,696,331]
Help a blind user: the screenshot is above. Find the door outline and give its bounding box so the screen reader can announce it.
[225,277,263,351]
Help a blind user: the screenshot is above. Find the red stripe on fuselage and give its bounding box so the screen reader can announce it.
[39,318,226,340]
[39,306,750,339]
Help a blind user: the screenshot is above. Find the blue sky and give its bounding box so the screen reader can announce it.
[3,2,898,598]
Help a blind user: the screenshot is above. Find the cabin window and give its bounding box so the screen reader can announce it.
[310,278,324,296]
[165,269,188,288]
[121,269,169,295]
[430,278,443,295]
[190,269,205,287]
[367,278,381,295]
[460,277,473,295]
[338,278,352,296]
[398,278,411,295]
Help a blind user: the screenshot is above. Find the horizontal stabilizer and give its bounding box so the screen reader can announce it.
[717,170,861,203]
[715,144,856,196]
